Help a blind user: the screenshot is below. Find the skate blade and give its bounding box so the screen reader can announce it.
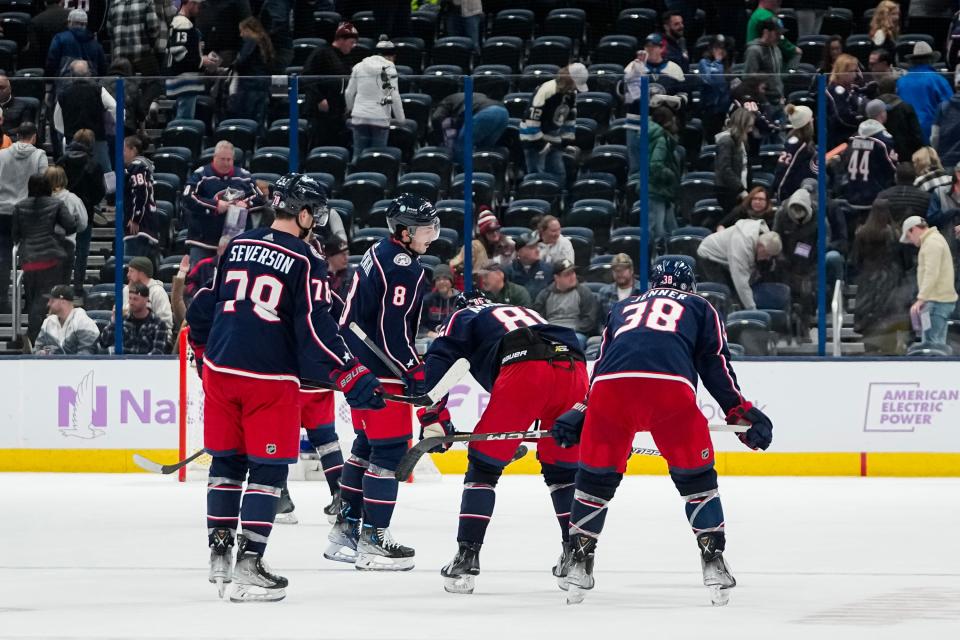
[325,512,338,525]
[215,577,227,599]
[274,512,298,525]
[229,584,286,603]
[709,585,732,606]
[355,553,415,571]
[566,585,587,605]
[323,543,357,564]
[556,575,570,592]
[443,575,476,594]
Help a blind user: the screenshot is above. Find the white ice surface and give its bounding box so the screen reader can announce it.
[3,473,959,639]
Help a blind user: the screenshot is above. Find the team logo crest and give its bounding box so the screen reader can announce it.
[310,245,322,259]
[701,448,710,460]
[266,444,277,455]
[394,253,412,267]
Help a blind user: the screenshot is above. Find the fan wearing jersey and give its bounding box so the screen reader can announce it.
[186,174,385,602]
[418,292,588,594]
[552,259,773,607]
[327,193,439,571]
[838,114,898,226]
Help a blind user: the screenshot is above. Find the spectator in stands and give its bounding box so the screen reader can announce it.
[170,255,191,341]
[420,264,459,338]
[13,174,76,343]
[259,0,294,71]
[522,63,587,183]
[196,0,252,66]
[445,0,484,48]
[323,238,353,301]
[533,258,598,347]
[853,199,911,353]
[225,17,275,124]
[46,166,86,284]
[867,49,904,85]
[536,215,575,267]
[30,1,71,70]
[345,35,405,164]
[0,75,38,137]
[877,76,924,161]
[107,0,165,123]
[897,42,953,144]
[122,256,173,330]
[744,19,786,111]
[837,114,898,219]
[57,129,105,297]
[302,21,358,149]
[773,186,830,323]
[647,105,682,245]
[122,135,159,264]
[878,162,933,222]
[508,231,553,300]
[624,36,685,175]
[54,60,117,172]
[869,1,901,58]
[714,108,755,215]
[698,35,733,142]
[730,77,778,149]
[924,164,960,282]
[746,1,801,67]
[826,54,867,148]
[597,253,642,319]
[817,36,844,75]
[931,70,960,168]
[913,146,952,197]
[432,92,509,158]
[949,7,960,70]
[184,140,265,265]
[901,216,958,346]
[45,9,108,78]
[481,262,531,307]
[164,0,215,121]
[660,10,689,69]
[697,219,782,310]
[33,285,100,355]
[475,210,515,264]
[98,281,171,354]
[773,105,817,203]
[717,186,775,230]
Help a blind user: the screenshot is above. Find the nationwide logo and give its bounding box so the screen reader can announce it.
[863,382,960,432]
[58,371,177,437]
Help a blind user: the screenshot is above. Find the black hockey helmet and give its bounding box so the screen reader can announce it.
[385,193,439,239]
[651,257,696,293]
[455,290,491,309]
[272,173,329,228]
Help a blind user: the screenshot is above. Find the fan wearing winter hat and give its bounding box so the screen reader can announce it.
[773,104,818,202]
[898,41,953,143]
[449,209,515,281]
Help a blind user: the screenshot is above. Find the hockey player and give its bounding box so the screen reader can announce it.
[418,292,588,594]
[326,193,438,570]
[186,174,386,602]
[553,259,773,606]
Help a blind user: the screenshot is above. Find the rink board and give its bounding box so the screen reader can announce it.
[1,357,959,476]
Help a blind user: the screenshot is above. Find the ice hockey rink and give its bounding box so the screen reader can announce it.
[4,473,958,640]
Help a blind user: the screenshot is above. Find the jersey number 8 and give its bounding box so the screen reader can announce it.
[224,270,284,322]
[614,298,685,337]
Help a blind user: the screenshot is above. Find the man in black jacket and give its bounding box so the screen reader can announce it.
[0,75,38,137]
[302,21,358,148]
[877,163,932,224]
[29,1,71,69]
[196,0,252,65]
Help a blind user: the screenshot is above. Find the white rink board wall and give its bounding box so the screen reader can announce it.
[1,359,959,472]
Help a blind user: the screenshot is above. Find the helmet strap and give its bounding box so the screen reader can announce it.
[295,208,313,239]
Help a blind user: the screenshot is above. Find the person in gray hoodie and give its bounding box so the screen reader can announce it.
[697,218,782,310]
[743,19,785,110]
[0,122,49,313]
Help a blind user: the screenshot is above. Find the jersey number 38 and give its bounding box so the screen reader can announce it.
[614,298,685,337]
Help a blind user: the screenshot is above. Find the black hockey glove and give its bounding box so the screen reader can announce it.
[552,401,587,448]
[416,398,455,453]
[402,362,428,396]
[331,359,386,410]
[726,402,773,451]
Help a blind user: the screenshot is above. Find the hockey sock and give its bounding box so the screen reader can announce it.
[207,455,247,545]
[362,442,407,528]
[307,425,344,493]
[542,464,576,543]
[569,469,622,539]
[457,459,503,545]
[340,433,372,520]
[239,462,287,556]
[670,467,725,538]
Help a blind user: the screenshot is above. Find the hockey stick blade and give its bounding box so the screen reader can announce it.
[133,449,206,475]
[348,322,406,379]
[395,430,553,481]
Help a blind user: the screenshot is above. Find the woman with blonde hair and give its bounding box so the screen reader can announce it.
[870,1,901,56]
[45,165,87,283]
[912,146,952,195]
[227,17,275,124]
[826,53,866,148]
[714,107,755,215]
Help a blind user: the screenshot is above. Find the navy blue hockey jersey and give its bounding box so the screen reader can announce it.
[593,288,745,414]
[339,239,428,379]
[841,126,898,207]
[424,302,584,392]
[186,227,351,383]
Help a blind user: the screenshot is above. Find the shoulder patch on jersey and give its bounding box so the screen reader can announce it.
[394,253,412,267]
[264,233,274,241]
[787,135,799,145]
[835,85,846,95]
[310,245,322,259]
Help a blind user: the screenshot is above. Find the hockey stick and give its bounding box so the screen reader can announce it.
[133,449,206,475]
[395,424,749,481]
[349,322,406,380]
[301,358,470,407]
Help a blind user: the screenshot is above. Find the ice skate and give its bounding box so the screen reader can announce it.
[552,543,572,591]
[229,536,288,603]
[355,524,415,571]
[324,514,360,564]
[208,528,234,599]
[274,485,298,525]
[698,533,736,606]
[323,488,341,524]
[562,534,596,605]
[440,542,481,594]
